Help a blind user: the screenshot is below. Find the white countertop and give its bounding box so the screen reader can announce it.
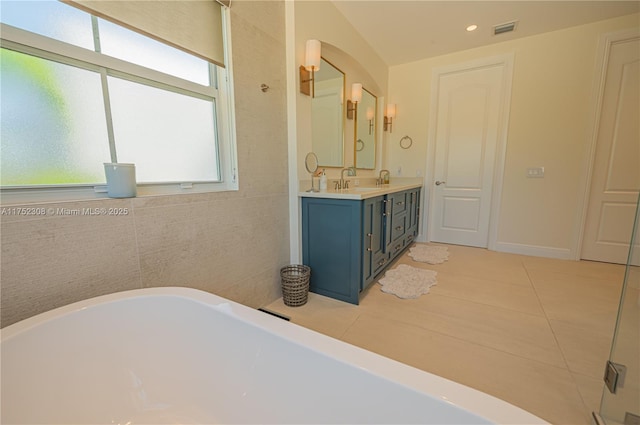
[299,182,423,200]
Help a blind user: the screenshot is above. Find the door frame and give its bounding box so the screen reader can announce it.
[574,28,640,261]
[421,53,514,249]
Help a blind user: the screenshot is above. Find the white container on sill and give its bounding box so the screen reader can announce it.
[104,163,137,198]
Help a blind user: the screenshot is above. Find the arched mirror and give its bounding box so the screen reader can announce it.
[355,88,376,169]
[312,58,345,167]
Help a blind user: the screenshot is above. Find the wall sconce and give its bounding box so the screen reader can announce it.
[384,103,396,132]
[300,39,321,97]
[346,83,363,120]
[366,107,374,134]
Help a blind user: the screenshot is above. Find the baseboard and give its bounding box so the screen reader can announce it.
[591,411,605,425]
[494,241,573,260]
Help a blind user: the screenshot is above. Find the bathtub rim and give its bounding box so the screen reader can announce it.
[1,286,548,425]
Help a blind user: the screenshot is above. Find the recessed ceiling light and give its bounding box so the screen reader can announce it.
[466,24,478,32]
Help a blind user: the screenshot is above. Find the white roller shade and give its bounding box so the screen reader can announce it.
[63,0,226,67]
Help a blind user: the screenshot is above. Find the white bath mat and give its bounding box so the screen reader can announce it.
[408,245,449,264]
[378,264,437,299]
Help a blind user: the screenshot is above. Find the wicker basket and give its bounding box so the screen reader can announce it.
[280,265,311,307]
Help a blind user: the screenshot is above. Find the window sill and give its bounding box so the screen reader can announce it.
[0,181,239,206]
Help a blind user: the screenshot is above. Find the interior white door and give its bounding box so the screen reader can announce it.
[582,33,640,264]
[429,62,508,247]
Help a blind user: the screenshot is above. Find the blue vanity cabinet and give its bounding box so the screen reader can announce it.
[302,198,362,304]
[301,186,421,305]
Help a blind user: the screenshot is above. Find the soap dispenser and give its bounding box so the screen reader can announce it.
[320,169,327,190]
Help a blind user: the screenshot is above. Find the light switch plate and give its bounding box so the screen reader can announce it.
[526,167,545,178]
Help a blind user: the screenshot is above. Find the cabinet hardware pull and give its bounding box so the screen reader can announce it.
[396,201,404,206]
[407,234,414,241]
[367,233,373,252]
[395,244,402,251]
[378,258,386,266]
[395,226,403,231]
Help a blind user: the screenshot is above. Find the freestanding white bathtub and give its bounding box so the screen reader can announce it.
[1,287,547,424]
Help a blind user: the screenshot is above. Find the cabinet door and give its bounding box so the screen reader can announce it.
[363,198,374,286]
[372,200,389,277]
[415,189,421,232]
[407,188,421,243]
[363,196,386,289]
[302,198,362,304]
[382,193,397,248]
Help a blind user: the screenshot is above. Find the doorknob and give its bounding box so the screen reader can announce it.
[435,181,446,186]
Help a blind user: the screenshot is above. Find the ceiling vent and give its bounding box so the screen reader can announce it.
[493,21,518,35]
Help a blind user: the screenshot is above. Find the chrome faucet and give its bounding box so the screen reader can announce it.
[339,168,350,190]
[378,169,390,186]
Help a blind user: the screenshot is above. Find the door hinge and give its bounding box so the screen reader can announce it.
[604,360,627,394]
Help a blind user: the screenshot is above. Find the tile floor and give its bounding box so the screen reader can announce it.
[264,243,627,425]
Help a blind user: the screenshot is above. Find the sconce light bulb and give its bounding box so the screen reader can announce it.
[386,103,396,118]
[305,39,321,71]
[366,107,374,121]
[351,83,363,103]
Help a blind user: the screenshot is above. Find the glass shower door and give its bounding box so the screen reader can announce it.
[597,193,640,425]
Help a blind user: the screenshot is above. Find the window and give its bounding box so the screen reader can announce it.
[0,1,237,201]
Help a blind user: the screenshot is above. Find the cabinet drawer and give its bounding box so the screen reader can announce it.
[373,254,389,276]
[391,213,407,242]
[390,238,405,258]
[405,232,416,245]
[390,192,407,215]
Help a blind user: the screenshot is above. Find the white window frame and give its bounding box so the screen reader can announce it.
[0,7,238,206]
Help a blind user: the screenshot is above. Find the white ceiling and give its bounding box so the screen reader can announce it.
[331,1,640,66]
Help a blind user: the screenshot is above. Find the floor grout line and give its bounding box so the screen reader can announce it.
[522,258,598,417]
[423,290,547,319]
[353,306,574,371]
[523,259,571,367]
[337,311,364,339]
